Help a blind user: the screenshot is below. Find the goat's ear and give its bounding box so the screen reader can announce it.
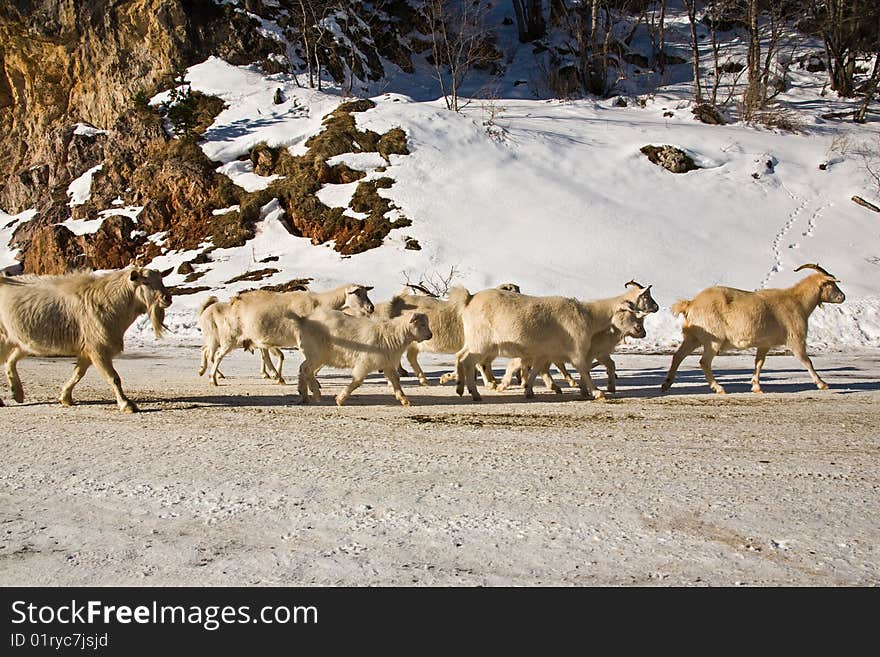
[616,301,636,312]
[159,267,173,278]
[364,285,374,291]
[130,269,141,282]
[639,284,653,294]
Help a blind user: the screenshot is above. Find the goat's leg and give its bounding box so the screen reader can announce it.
[259,348,276,379]
[477,358,498,390]
[700,343,725,394]
[661,335,700,391]
[595,355,616,392]
[336,366,368,406]
[406,345,429,387]
[751,347,770,393]
[457,351,482,401]
[384,368,410,407]
[271,348,286,384]
[555,361,577,388]
[573,357,605,400]
[59,356,92,406]
[5,347,25,404]
[90,350,137,412]
[524,359,550,398]
[198,346,209,377]
[497,359,520,392]
[210,343,234,386]
[789,340,828,390]
[540,366,562,393]
[298,360,320,404]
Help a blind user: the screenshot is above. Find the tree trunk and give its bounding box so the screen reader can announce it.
[685,0,702,104]
[856,53,880,123]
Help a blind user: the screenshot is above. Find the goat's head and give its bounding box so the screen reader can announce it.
[625,280,659,314]
[130,267,173,338]
[345,284,375,316]
[795,263,845,306]
[613,301,648,339]
[496,282,522,294]
[408,312,433,342]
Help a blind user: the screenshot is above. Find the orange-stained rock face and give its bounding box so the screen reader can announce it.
[0,1,418,274]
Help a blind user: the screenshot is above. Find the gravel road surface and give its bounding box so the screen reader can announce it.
[1,347,878,586]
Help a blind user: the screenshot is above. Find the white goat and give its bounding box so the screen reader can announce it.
[500,280,659,392]
[0,266,172,412]
[661,263,846,394]
[200,283,374,385]
[375,284,524,387]
[451,286,648,401]
[296,308,433,406]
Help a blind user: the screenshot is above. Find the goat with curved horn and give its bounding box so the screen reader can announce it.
[794,263,834,278]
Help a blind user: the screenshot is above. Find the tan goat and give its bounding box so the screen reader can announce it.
[202,283,374,386]
[296,308,433,407]
[661,263,846,394]
[500,280,659,392]
[451,287,648,401]
[0,267,172,412]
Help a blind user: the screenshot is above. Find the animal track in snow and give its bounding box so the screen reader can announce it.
[761,196,808,288]
[761,196,831,289]
[802,201,831,238]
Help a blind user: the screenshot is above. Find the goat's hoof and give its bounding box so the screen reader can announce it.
[299,396,309,405]
[660,381,672,391]
[0,398,4,407]
[399,399,411,407]
[713,387,726,395]
[524,390,535,399]
[551,385,562,394]
[13,390,24,404]
[607,386,616,394]
[335,395,347,407]
[471,394,483,402]
[276,378,286,385]
[817,382,829,390]
[455,386,464,397]
[418,379,429,387]
[59,397,74,407]
[751,386,763,394]
[197,369,206,377]
[121,402,139,413]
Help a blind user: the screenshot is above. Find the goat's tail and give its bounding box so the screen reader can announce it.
[670,299,691,318]
[447,286,472,309]
[199,296,219,316]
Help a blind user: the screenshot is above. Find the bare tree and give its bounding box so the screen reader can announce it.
[683,0,703,104]
[511,0,546,42]
[424,0,496,111]
[807,0,880,98]
[293,0,339,90]
[856,53,880,123]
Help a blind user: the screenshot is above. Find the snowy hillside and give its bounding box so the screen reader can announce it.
[3,1,880,352]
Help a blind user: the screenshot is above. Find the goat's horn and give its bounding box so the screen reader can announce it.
[624,279,643,289]
[407,282,437,297]
[794,263,832,277]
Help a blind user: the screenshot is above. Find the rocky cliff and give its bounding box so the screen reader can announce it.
[0,0,415,274]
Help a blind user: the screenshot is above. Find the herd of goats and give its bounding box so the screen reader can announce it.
[0,262,845,412]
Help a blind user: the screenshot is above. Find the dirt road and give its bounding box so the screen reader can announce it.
[1,347,878,586]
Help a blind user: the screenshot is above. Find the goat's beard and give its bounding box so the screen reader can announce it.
[148,302,166,339]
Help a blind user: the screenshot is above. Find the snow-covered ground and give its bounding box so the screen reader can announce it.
[4,5,880,352]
